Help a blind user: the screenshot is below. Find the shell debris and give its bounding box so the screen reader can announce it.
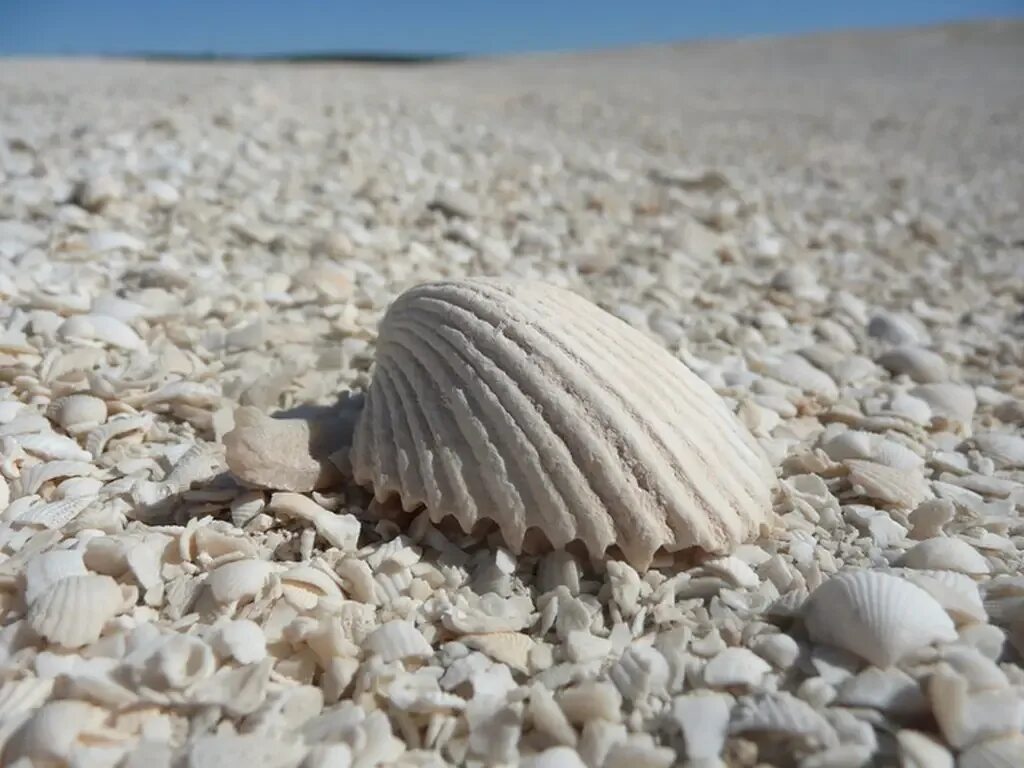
[1,27,1022,767]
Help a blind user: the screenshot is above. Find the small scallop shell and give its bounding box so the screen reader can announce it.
[206,559,275,605]
[969,433,1024,469]
[729,692,836,747]
[27,573,124,648]
[899,538,990,575]
[350,278,777,568]
[802,570,957,668]
[46,394,108,433]
[23,548,87,605]
[959,735,1024,768]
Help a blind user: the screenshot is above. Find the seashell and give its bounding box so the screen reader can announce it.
[929,665,1024,749]
[12,459,95,497]
[280,565,344,609]
[845,459,931,508]
[209,619,267,664]
[14,494,96,528]
[968,433,1024,469]
[363,620,433,662]
[959,735,1024,768]
[0,412,52,437]
[897,730,954,768]
[136,633,216,690]
[22,547,87,605]
[609,645,669,701]
[802,570,957,667]
[86,414,152,458]
[57,313,144,350]
[729,692,836,748]
[267,492,360,552]
[901,569,986,625]
[898,538,990,575]
[557,681,623,725]
[350,278,776,568]
[835,667,928,717]
[759,353,838,400]
[2,699,113,766]
[884,392,932,426]
[910,383,976,431]
[206,559,276,605]
[670,692,731,760]
[867,311,927,346]
[442,593,536,634]
[186,734,306,768]
[463,632,533,672]
[703,647,772,688]
[46,393,108,433]
[527,683,578,747]
[14,432,92,462]
[877,346,948,383]
[27,573,123,647]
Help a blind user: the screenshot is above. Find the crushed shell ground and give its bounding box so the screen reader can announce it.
[1,20,1024,768]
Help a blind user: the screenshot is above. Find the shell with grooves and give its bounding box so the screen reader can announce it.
[350,278,776,567]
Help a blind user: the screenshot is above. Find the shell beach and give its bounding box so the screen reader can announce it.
[1,21,1023,767]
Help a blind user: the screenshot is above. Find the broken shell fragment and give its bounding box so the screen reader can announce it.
[350,278,777,567]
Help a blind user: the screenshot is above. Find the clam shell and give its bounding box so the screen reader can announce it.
[27,573,123,648]
[959,735,1024,768]
[898,538,990,575]
[46,393,108,433]
[22,548,87,605]
[350,278,776,567]
[363,619,433,662]
[802,570,957,667]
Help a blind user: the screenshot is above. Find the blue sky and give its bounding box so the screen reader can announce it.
[1,0,1020,56]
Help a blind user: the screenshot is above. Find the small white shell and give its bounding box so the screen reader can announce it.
[22,548,87,605]
[959,735,1024,768]
[930,665,1024,749]
[46,393,108,432]
[609,645,670,701]
[14,432,92,462]
[877,346,948,383]
[363,620,433,662]
[670,692,732,761]
[729,692,836,747]
[802,570,957,667]
[911,383,976,430]
[210,619,267,664]
[703,647,772,688]
[969,433,1024,469]
[27,573,123,648]
[463,632,533,672]
[846,459,931,508]
[57,313,144,350]
[206,559,275,605]
[351,278,777,568]
[899,538,990,575]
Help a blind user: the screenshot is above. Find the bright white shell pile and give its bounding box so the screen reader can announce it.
[1,21,1023,768]
[350,277,776,567]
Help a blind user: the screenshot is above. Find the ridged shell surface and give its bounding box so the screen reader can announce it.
[350,278,776,567]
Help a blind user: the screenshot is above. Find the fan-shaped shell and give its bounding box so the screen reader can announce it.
[350,278,776,567]
[802,570,957,667]
[27,573,123,648]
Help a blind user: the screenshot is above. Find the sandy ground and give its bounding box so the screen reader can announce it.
[0,20,1023,768]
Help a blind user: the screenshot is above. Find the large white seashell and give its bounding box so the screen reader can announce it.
[350,278,776,567]
[27,573,123,648]
[802,570,957,667]
[845,459,931,508]
[898,538,990,575]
